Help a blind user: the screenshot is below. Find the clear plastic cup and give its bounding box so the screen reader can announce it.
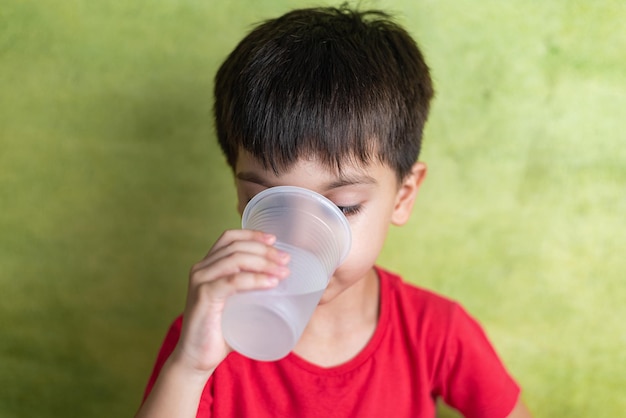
[221,186,351,361]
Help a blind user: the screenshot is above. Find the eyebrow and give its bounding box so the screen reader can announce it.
[236,172,272,188]
[235,171,377,191]
[324,174,377,190]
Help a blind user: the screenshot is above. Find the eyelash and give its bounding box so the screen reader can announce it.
[336,204,362,216]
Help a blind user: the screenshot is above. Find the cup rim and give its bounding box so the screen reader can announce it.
[241,185,352,264]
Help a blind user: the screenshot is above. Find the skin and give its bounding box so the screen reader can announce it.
[136,150,532,418]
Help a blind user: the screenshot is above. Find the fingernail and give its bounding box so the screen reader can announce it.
[266,277,279,286]
[277,251,290,263]
[274,266,290,277]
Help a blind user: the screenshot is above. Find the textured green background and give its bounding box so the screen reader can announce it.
[1,1,624,417]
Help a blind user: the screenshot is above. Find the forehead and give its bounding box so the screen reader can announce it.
[235,149,396,191]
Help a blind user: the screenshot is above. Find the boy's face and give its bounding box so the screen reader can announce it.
[234,150,425,303]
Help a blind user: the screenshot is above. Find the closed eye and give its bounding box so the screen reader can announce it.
[336,204,362,216]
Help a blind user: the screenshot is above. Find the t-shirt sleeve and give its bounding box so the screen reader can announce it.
[140,316,214,416]
[438,305,521,418]
[141,316,183,402]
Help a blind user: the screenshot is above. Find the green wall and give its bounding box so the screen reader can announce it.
[1,1,624,416]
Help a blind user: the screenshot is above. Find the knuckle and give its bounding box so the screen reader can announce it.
[212,229,239,249]
[190,261,203,274]
[223,251,240,264]
[189,264,202,281]
[218,229,236,239]
[194,281,221,302]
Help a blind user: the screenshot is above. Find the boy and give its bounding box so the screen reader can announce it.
[136,5,531,418]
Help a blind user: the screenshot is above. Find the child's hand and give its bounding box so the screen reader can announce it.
[170,229,290,376]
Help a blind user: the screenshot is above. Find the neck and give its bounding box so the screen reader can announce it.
[293,268,380,366]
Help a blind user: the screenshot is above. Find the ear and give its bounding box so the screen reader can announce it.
[391,162,427,226]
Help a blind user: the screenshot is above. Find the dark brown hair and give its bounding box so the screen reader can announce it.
[214,4,434,180]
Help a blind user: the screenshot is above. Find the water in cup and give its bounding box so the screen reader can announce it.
[221,186,351,361]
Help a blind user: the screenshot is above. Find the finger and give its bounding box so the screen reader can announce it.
[193,240,290,274]
[207,229,276,256]
[190,251,290,286]
[196,271,283,302]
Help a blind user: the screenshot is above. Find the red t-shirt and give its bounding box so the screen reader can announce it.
[143,267,520,417]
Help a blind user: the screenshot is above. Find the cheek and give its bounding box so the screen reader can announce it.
[338,198,397,271]
[337,219,390,276]
[237,201,246,216]
[235,189,246,215]
[236,185,260,215]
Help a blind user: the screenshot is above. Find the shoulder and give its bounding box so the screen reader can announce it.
[376,266,497,361]
[376,267,521,416]
[376,266,472,357]
[377,266,462,322]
